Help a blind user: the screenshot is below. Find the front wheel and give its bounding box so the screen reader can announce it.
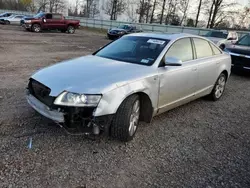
[32,24,41,33]
[209,73,227,101]
[110,95,140,142]
[67,25,75,34]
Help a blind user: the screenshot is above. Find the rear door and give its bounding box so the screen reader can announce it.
[51,14,65,29]
[192,38,222,95]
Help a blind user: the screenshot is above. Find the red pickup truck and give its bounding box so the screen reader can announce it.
[22,12,80,34]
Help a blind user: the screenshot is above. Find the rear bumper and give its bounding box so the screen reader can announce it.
[27,93,65,123]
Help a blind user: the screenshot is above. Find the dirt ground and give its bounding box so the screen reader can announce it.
[0,25,250,188]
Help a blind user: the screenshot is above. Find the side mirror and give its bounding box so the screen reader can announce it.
[164,57,182,66]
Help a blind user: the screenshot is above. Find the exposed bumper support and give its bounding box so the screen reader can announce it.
[26,94,65,123]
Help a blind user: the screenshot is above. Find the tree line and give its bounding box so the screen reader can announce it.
[0,0,249,29]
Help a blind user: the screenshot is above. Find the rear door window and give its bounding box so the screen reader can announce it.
[193,38,213,59]
[52,14,61,19]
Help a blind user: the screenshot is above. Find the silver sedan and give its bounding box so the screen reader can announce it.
[26,33,231,142]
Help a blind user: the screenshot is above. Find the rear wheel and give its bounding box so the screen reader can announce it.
[67,25,75,34]
[209,73,227,101]
[32,24,41,33]
[110,95,140,142]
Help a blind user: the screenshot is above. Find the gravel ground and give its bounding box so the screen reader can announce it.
[0,25,250,188]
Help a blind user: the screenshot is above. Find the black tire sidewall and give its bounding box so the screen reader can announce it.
[111,95,140,142]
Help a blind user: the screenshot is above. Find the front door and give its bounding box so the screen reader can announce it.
[158,38,198,113]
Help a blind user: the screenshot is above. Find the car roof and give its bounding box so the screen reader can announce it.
[128,32,199,41]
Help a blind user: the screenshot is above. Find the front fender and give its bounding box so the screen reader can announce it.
[93,76,159,117]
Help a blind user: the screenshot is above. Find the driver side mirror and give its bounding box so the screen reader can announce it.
[164,57,182,66]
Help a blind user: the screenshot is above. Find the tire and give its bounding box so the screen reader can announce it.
[209,73,227,101]
[67,25,75,34]
[110,95,140,142]
[32,24,41,33]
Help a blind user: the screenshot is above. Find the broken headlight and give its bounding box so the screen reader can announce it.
[54,92,101,107]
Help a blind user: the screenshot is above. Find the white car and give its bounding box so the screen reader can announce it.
[205,30,238,50]
[26,33,231,142]
[4,15,26,25]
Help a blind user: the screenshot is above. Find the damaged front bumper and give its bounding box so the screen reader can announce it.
[26,91,113,135]
[26,93,65,123]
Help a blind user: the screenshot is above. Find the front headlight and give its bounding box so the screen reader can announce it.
[54,92,102,107]
[25,20,31,23]
[118,31,124,34]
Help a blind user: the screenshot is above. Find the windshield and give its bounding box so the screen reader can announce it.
[34,12,44,18]
[118,25,131,30]
[95,36,169,66]
[205,31,227,39]
[236,35,250,46]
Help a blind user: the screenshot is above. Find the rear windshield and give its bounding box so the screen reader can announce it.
[95,36,169,66]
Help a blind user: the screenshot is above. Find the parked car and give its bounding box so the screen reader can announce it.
[204,30,238,50]
[3,15,26,25]
[22,12,80,33]
[107,24,142,39]
[0,14,15,24]
[0,12,13,18]
[26,33,231,142]
[225,34,250,72]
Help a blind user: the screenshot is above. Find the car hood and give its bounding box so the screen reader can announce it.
[226,45,250,56]
[31,55,154,96]
[205,37,225,44]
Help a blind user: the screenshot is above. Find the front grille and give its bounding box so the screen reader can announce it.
[28,79,55,107]
[231,55,250,67]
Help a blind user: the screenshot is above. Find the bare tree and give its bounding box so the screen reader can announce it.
[159,0,166,24]
[103,0,126,20]
[206,0,237,28]
[138,0,145,23]
[179,0,190,25]
[145,0,152,23]
[126,0,137,22]
[82,0,99,18]
[194,0,202,27]
[150,0,158,23]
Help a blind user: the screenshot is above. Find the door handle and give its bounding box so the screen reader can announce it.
[216,62,220,65]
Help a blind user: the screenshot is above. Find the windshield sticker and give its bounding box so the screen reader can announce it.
[147,39,165,45]
[141,59,149,64]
